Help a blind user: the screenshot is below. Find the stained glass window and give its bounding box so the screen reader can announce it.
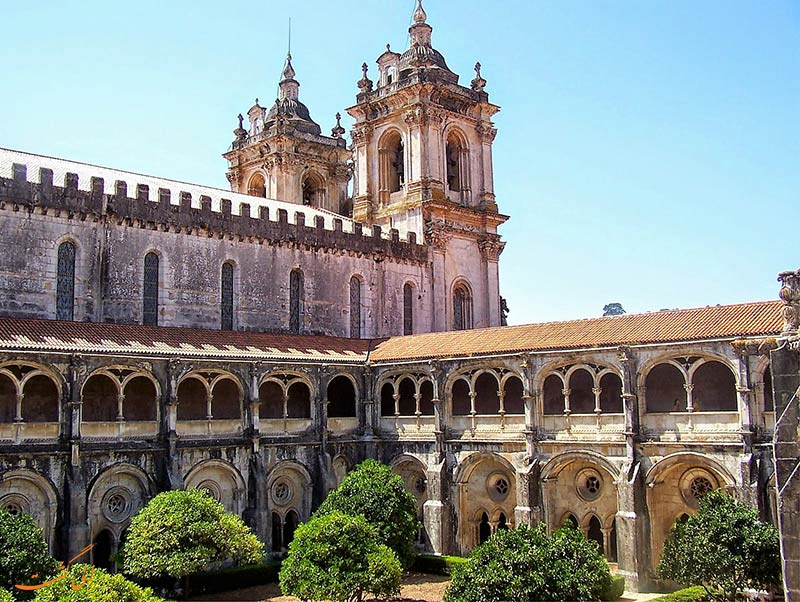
[289,269,303,334]
[350,276,361,339]
[143,252,159,326]
[221,262,234,331]
[56,241,75,321]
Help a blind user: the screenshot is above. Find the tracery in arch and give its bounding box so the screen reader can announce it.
[539,364,623,415]
[379,373,436,417]
[643,356,737,413]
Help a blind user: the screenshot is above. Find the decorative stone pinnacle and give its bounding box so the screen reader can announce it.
[413,0,427,24]
[282,53,296,80]
[778,269,800,337]
[387,43,391,52]
[471,61,487,91]
[331,112,345,138]
[357,62,373,92]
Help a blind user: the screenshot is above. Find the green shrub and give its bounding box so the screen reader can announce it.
[444,523,612,602]
[185,561,281,596]
[0,508,59,600]
[120,488,264,581]
[32,564,164,602]
[279,511,402,602]
[651,585,709,602]
[0,588,14,602]
[412,554,468,576]
[657,490,781,602]
[600,575,626,601]
[314,459,419,568]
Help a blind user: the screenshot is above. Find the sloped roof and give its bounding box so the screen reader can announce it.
[0,318,372,363]
[0,301,782,364]
[368,300,783,362]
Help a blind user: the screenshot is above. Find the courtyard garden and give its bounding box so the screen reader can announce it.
[0,460,784,602]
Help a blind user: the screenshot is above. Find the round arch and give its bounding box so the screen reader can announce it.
[0,468,59,550]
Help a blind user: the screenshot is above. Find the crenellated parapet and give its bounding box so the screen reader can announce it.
[0,158,427,264]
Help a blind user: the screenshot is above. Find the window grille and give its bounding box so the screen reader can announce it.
[143,252,159,326]
[221,263,234,331]
[56,241,75,320]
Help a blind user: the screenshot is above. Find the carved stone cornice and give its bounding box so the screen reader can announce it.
[424,220,452,251]
[731,338,779,357]
[478,235,505,261]
[778,269,800,338]
[351,125,373,146]
[476,122,497,142]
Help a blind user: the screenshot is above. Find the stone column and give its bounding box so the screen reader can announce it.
[162,359,183,491]
[479,236,504,328]
[514,460,541,527]
[425,222,451,332]
[64,354,89,561]
[423,459,450,555]
[771,268,800,601]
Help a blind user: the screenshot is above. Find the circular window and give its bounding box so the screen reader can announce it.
[102,488,132,523]
[576,468,603,501]
[486,472,511,502]
[272,479,293,506]
[679,469,718,508]
[0,495,28,517]
[414,475,427,495]
[197,480,221,502]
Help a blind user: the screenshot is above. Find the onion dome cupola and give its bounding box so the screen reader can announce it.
[398,0,458,83]
[264,53,322,135]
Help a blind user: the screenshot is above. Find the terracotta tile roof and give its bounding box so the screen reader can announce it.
[0,318,372,362]
[368,300,783,363]
[0,301,782,364]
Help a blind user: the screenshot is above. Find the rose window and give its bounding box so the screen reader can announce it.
[106,494,127,519]
[585,476,600,495]
[2,501,22,517]
[690,476,714,500]
[576,469,603,501]
[414,476,427,495]
[272,480,292,505]
[495,478,509,496]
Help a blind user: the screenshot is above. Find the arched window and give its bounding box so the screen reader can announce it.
[349,276,362,339]
[56,241,76,321]
[453,282,472,331]
[479,512,491,544]
[221,262,234,331]
[503,376,525,415]
[397,378,416,416]
[380,382,395,417]
[123,376,157,421]
[22,375,59,422]
[568,369,594,414]
[327,375,356,418]
[599,373,624,413]
[247,173,266,198]
[177,378,208,421]
[302,172,325,206]
[445,130,468,195]
[645,363,686,413]
[0,374,16,423]
[143,252,159,326]
[287,382,311,419]
[289,269,303,334]
[82,374,118,422]
[452,379,471,415]
[211,379,240,420]
[587,515,604,552]
[419,380,435,416]
[474,373,500,414]
[378,131,404,200]
[764,366,774,412]
[543,374,565,415]
[692,361,737,411]
[259,381,284,419]
[403,283,414,335]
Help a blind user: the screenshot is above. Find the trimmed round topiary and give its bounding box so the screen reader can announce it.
[32,564,164,602]
[444,523,613,602]
[0,508,59,600]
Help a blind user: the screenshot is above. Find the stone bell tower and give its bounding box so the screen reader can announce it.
[346,0,508,330]
[224,54,352,214]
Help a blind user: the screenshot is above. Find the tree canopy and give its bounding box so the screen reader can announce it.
[444,523,613,602]
[32,564,164,602]
[121,488,264,580]
[279,511,401,602]
[0,508,59,600]
[657,489,782,601]
[314,459,419,568]
[602,303,626,317]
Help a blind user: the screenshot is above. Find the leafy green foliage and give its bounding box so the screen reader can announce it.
[31,564,164,602]
[444,523,613,602]
[601,575,626,601]
[279,511,402,602]
[651,586,709,602]
[184,561,281,597]
[314,459,419,567]
[0,588,14,602]
[412,554,468,576]
[0,508,59,600]
[657,490,781,601]
[120,488,264,580]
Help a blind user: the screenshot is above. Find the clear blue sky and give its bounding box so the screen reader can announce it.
[2,1,797,325]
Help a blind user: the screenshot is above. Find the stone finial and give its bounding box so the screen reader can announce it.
[282,53,296,80]
[778,269,800,337]
[358,62,373,92]
[471,61,487,91]
[234,113,247,140]
[413,0,427,24]
[331,112,345,138]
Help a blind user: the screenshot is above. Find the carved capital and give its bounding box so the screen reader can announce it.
[778,269,800,337]
[476,122,498,142]
[479,235,505,261]
[403,106,425,126]
[351,125,373,146]
[424,220,452,251]
[731,337,779,357]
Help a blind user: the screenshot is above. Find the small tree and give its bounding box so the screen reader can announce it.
[121,489,264,587]
[0,508,59,599]
[657,489,782,601]
[603,303,626,317]
[32,564,164,602]
[279,511,401,602]
[314,459,419,567]
[445,523,612,602]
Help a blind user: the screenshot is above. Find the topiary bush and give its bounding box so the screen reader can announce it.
[657,489,781,602]
[279,511,402,602]
[314,458,419,568]
[0,588,13,602]
[412,554,468,576]
[651,586,709,602]
[0,508,59,600]
[31,564,164,602]
[444,523,613,602]
[120,488,264,583]
[600,575,626,601]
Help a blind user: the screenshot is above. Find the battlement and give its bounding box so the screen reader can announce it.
[0,148,427,262]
